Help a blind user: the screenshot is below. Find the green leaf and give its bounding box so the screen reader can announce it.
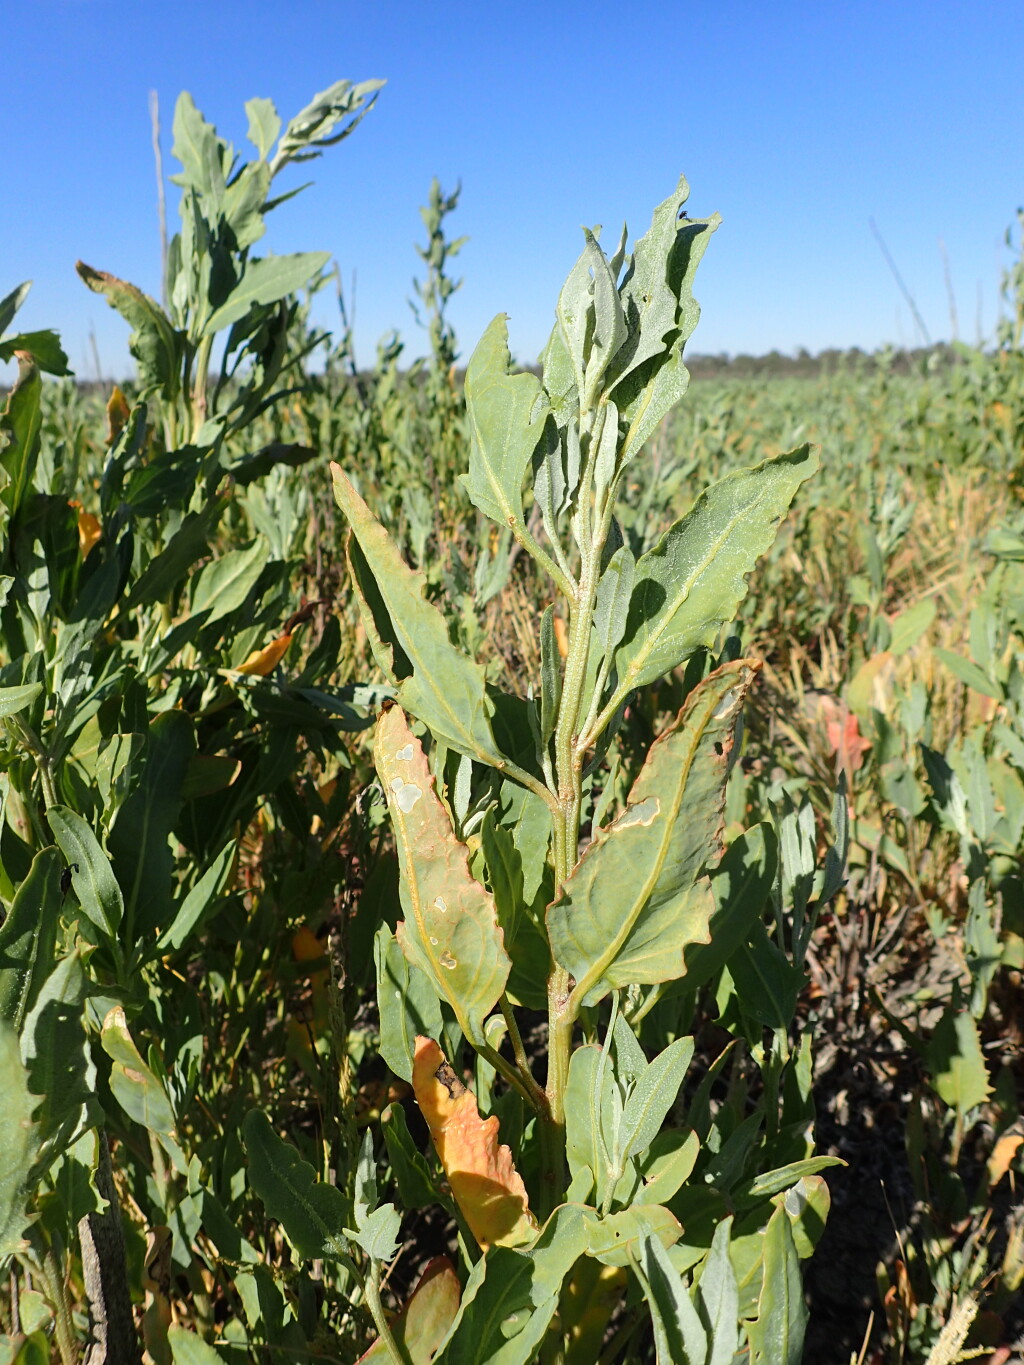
[127,509,218,610]
[548,661,759,1008]
[21,951,96,1168]
[933,647,1003,701]
[382,1101,440,1210]
[108,709,195,938]
[611,176,706,392]
[583,1204,682,1267]
[636,1229,708,1365]
[333,462,511,771]
[611,446,818,703]
[621,1037,694,1161]
[888,597,936,655]
[637,1129,701,1206]
[611,180,721,463]
[0,281,30,337]
[683,823,777,992]
[375,923,443,1083]
[564,1044,618,1206]
[0,329,70,376]
[76,263,181,399]
[0,1023,37,1260]
[100,1006,177,1136]
[0,848,62,1030]
[438,1204,588,1364]
[242,1110,350,1262]
[350,1203,401,1261]
[189,538,268,625]
[926,1003,991,1116]
[203,253,330,335]
[48,806,123,938]
[156,841,236,953]
[747,1207,807,1365]
[698,1217,739,1365]
[0,352,42,519]
[724,920,805,1030]
[375,707,510,1046]
[245,96,281,160]
[168,1325,228,1364]
[171,91,229,200]
[271,78,385,175]
[463,314,552,535]
[0,682,42,719]
[539,606,562,746]
[741,1157,843,1202]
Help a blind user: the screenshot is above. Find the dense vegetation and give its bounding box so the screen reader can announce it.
[1,78,1022,1365]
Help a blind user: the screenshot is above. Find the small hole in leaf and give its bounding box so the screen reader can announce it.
[714,741,724,756]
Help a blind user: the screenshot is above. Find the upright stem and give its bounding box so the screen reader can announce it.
[190,333,214,441]
[364,1259,408,1365]
[542,412,616,1186]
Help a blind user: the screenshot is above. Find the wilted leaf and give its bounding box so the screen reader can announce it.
[412,1036,536,1249]
[226,632,292,676]
[76,263,181,399]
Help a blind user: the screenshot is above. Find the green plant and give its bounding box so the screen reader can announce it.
[238,176,837,1362]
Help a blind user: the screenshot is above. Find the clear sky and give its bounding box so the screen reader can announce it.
[3,1,1022,381]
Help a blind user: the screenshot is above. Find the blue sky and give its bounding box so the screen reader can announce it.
[3,1,1022,380]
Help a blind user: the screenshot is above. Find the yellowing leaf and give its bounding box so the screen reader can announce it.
[376,705,510,1045]
[412,1035,537,1250]
[106,384,131,445]
[986,1132,1023,1189]
[230,632,293,676]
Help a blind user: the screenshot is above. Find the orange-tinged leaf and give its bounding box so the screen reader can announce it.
[357,1256,461,1364]
[76,507,102,560]
[231,633,292,677]
[413,1036,537,1249]
[106,384,131,444]
[291,926,327,969]
[987,1132,1023,1189]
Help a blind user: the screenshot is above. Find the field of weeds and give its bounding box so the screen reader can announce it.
[1,79,1022,1365]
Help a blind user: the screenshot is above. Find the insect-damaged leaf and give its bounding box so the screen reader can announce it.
[548,661,759,1007]
[610,446,818,706]
[376,706,510,1045]
[463,314,552,535]
[412,1036,537,1250]
[332,463,510,772]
